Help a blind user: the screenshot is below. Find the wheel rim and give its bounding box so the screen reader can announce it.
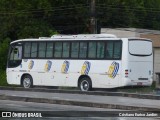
[80,80,89,91]
[23,78,31,88]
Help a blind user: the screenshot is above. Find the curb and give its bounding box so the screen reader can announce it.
[0,94,160,111]
[0,86,160,100]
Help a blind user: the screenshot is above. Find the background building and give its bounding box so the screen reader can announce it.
[101,28,160,88]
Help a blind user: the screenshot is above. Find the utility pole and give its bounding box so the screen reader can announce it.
[90,0,97,34]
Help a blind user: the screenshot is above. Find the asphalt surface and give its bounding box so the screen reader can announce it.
[0,90,160,111]
[0,86,160,100]
[0,100,158,120]
[0,100,115,111]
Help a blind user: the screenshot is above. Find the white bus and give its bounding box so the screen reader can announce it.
[6,34,153,91]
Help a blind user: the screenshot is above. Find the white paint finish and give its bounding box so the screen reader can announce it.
[7,36,153,88]
[127,40,153,83]
[128,61,153,81]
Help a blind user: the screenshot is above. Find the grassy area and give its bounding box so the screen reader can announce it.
[0,70,8,86]
[117,81,156,94]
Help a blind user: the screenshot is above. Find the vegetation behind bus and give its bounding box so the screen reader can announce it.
[0,0,159,91]
[0,38,10,86]
[117,81,156,94]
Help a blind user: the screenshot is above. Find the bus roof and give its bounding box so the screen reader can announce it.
[10,34,151,44]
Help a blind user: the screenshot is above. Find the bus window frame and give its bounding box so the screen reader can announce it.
[21,40,122,60]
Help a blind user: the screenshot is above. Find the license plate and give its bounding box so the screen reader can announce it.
[137,82,142,86]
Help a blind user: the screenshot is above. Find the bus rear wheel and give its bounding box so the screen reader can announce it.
[22,75,33,88]
[79,77,92,91]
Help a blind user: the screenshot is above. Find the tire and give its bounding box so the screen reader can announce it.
[22,75,33,88]
[79,77,92,91]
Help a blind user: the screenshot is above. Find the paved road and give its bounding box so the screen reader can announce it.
[1,86,159,100]
[0,90,160,109]
[0,100,114,111]
[0,100,158,120]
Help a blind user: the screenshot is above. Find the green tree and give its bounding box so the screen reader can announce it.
[0,38,10,70]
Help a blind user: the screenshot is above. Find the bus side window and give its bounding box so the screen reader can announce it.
[97,42,105,59]
[88,42,96,58]
[113,42,122,59]
[106,42,113,59]
[62,42,70,58]
[71,42,79,58]
[38,42,46,58]
[54,42,62,58]
[24,42,31,58]
[46,42,53,58]
[79,42,87,58]
[31,43,38,58]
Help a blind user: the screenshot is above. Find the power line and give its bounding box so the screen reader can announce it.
[0,3,89,13]
[1,4,160,16]
[0,5,89,15]
[97,4,160,12]
[96,6,160,13]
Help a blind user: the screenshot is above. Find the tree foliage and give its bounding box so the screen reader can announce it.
[0,0,159,41]
[96,0,160,29]
[0,38,10,70]
[0,0,160,72]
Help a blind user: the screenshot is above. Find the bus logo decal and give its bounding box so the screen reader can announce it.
[44,60,52,72]
[81,61,91,75]
[61,60,70,73]
[28,60,34,70]
[108,62,119,78]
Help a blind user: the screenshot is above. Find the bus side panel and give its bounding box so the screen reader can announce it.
[7,68,20,85]
[23,59,123,88]
[86,60,122,88]
[7,59,123,89]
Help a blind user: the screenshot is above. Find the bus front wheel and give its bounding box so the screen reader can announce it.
[22,75,33,88]
[79,77,92,91]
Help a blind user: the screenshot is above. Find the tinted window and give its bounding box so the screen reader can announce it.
[24,42,31,57]
[79,42,87,58]
[54,42,62,58]
[88,42,96,58]
[38,42,46,58]
[71,42,79,58]
[97,42,105,58]
[62,42,70,58]
[22,40,122,60]
[106,42,113,59]
[113,42,121,59]
[31,43,37,58]
[46,42,53,58]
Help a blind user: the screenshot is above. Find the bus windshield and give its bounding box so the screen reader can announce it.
[8,43,22,68]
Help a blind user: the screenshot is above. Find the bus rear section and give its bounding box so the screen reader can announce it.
[126,39,153,86]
